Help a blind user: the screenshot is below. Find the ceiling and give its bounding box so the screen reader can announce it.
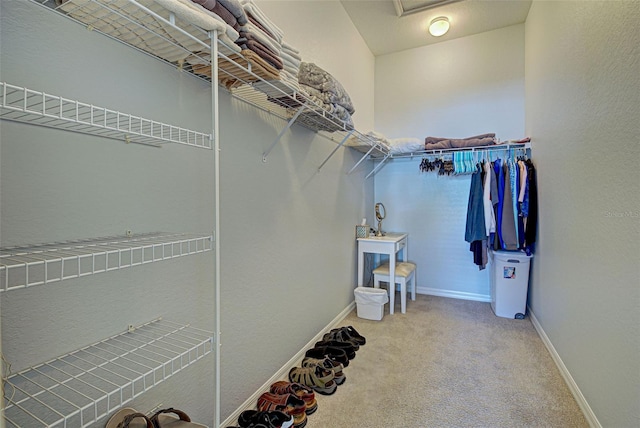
[340,0,533,56]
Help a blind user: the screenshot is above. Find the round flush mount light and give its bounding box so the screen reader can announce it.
[429,16,450,37]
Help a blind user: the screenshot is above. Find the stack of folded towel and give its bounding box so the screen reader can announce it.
[424,133,497,150]
[237,0,284,70]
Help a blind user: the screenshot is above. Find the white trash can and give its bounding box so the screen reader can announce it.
[354,287,389,321]
[489,250,533,319]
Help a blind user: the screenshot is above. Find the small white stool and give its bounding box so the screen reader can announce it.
[372,262,416,314]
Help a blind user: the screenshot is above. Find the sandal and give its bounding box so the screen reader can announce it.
[269,381,317,415]
[257,392,307,428]
[237,409,294,428]
[304,346,349,367]
[288,366,337,396]
[301,356,346,385]
[106,408,154,428]
[314,340,356,359]
[150,408,207,427]
[322,329,360,349]
[341,326,366,345]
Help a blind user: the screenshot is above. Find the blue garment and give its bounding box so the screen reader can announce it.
[494,159,505,248]
[509,159,519,246]
[465,165,487,243]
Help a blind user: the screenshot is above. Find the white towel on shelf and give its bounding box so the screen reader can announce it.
[241,0,284,42]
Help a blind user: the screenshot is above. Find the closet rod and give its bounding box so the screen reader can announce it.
[373,142,531,160]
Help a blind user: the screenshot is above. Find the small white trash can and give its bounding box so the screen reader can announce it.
[354,287,389,321]
[489,250,533,319]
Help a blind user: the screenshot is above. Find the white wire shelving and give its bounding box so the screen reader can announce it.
[0,233,213,293]
[0,82,212,149]
[27,0,388,165]
[2,318,214,428]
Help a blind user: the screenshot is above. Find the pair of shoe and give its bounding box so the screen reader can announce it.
[256,391,307,428]
[269,381,318,415]
[106,407,206,428]
[323,326,366,347]
[237,409,294,428]
[304,344,350,368]
[288,364,338,396]
[301,356,346,385]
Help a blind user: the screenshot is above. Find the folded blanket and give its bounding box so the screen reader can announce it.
[241,0,284,42]
[298,62,354,115]
[424,135,497,150]
[425,133,495,145]
[281,50,301,71]
[217,0,247,25]
[389,137,423,154]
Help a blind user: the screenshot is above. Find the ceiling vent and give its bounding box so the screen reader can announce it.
[393,0,464,17]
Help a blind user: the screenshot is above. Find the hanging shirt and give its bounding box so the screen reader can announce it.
[494,159,505,248]
[483,160,496,235]
[465,164,487,243]
[501,163,519,250]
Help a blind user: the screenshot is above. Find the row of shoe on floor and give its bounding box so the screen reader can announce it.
[227,326,366,428]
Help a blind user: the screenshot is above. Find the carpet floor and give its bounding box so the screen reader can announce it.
[303,295,588,427]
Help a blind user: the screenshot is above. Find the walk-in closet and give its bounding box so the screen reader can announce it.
[1,1,638,427]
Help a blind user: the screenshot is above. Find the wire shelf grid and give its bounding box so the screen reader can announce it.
[2,318,214,428]
[0,232,213,292]
[0,82,212,149]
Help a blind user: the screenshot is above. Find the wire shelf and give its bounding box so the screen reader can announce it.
[0,233,213,293]
[2,318,214,428]
[0,82,212,149]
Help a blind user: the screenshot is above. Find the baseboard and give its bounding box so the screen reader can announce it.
[418,286,491,302]
[220,302,356,428]
[527,307,601,428]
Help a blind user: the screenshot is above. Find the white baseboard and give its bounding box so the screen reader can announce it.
[418,286,491,302]
[527,307,601,428]
[220,302,356,428]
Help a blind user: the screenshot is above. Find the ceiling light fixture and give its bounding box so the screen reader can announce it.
[428,16,450,37]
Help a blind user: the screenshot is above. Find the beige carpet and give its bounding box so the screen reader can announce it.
[304,295,588,428]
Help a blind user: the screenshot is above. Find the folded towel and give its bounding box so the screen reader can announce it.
[218,0,247,25]
[241,39,283,69]
[191,0,216,10]
[239,22,281,54]
[241,0,284,42]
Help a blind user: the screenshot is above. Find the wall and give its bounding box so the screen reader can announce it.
[217,0,375,419]
[0,0,375,426]
[373,25,525,299]
[525,2,640,426]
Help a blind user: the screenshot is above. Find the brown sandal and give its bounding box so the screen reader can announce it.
[150,408,208,427]
[105,408,154,428]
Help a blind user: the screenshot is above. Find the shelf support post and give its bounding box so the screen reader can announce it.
[347,142,382,175]
[365,153,391,179]
[262,105,306,162]
[317,129,354,172]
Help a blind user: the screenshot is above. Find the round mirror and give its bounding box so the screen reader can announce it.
[375,203,386,236]
[375,203,386,221]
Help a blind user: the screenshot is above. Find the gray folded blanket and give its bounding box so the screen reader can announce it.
[424,133,496,150]
[298,62,355,115]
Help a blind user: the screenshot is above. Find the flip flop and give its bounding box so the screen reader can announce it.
[150,408,208,427]
[105,408,154,428]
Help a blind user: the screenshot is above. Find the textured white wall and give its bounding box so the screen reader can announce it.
[525,2,640,426]
[373,25,525,299]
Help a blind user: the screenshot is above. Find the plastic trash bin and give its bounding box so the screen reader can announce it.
[354,286,389,320]
[489,250,533,319]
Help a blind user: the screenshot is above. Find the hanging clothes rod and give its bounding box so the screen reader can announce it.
[372,142,531,160]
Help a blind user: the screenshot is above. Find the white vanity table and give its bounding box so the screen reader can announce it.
[357,232,408,289]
